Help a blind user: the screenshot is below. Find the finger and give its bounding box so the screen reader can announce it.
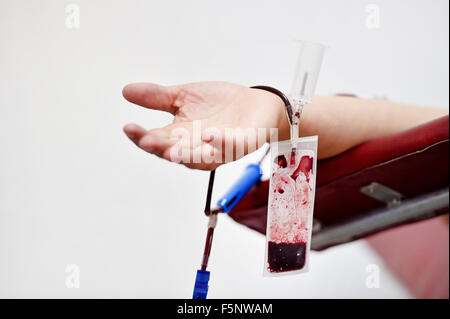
[137,123,186,158]
[123,123,147,146]
[139,122,206,163]
[127,121,224,170]
[123,123,176,158]
[122,82,180,114]
[161,143,221,171]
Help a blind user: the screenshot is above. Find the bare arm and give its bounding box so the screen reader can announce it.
[122,82,448,169]
[298,95,448,158]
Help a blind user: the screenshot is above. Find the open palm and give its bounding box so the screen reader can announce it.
[123,81,287,170]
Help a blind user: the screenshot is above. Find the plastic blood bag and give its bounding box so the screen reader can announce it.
[265,136,318,275]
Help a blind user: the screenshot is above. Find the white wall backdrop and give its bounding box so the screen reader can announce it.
[0,0,448,298]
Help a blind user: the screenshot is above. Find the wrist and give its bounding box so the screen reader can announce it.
[251,87,291,142]
[276,95,291,141]
[272,94,323,142]
[264,91,290,142]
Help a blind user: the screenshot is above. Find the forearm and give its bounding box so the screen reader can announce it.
[279,95,448,159]
[123,81,448,169]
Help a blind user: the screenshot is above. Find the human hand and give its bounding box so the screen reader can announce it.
[122,82,288,170]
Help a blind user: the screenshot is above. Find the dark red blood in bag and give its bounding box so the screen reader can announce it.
[291,156,313,181]
[276,155,287,168]
[267,241,306,272]
[290,151,296,166]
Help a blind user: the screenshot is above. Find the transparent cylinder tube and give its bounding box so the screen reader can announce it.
[290,41,326,104]
[288,41,326,140]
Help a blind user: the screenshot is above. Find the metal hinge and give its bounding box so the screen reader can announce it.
[360,182,404,207]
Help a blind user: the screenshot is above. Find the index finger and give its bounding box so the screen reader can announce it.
[122,82,181,114]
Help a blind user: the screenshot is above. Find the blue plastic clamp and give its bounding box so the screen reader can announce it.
[216,163,263,213]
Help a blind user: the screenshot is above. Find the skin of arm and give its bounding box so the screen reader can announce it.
[300,95,448,158]
[122,81,448,170]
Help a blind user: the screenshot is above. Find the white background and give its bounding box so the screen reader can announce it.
[0,0,448,298]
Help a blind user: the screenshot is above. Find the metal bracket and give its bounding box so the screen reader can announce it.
[312,218,322,234]
[360,182,403,207]
[312,187,449,251]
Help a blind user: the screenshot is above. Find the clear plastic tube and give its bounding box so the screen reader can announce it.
[289,41,326,138]
[290,41,326,105]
